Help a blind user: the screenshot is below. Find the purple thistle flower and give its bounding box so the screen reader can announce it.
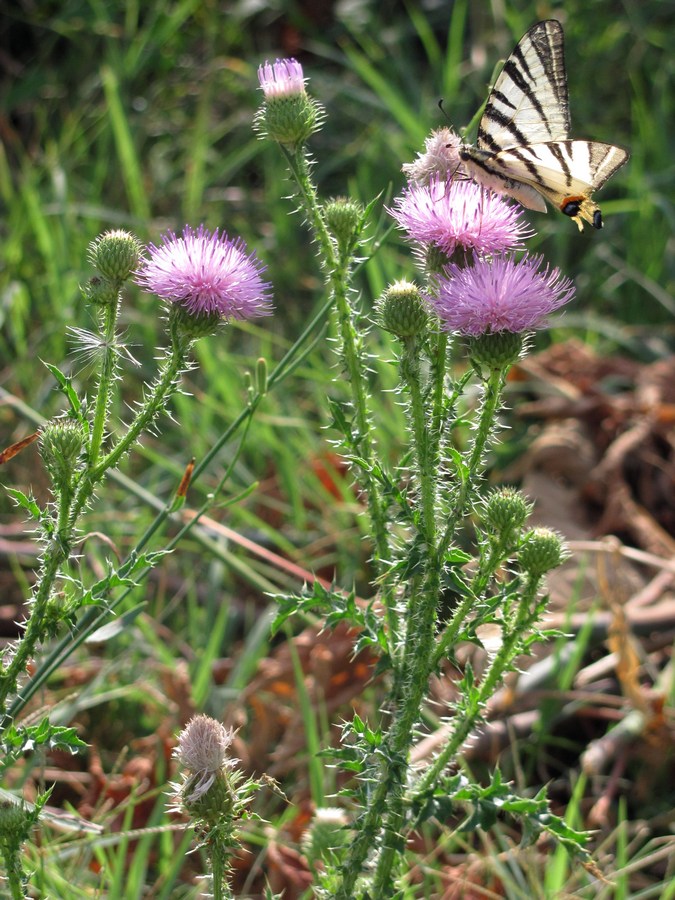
[135,226,273,320]
[389,178,532,258]
[258,58,306,99]
[428,254,575,336]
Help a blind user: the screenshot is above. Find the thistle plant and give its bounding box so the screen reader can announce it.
[0,226,272,896]
[256,61,591,897]
[172,715,263,900]
[0,46,600,898]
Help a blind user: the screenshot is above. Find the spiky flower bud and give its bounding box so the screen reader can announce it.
[39,419,84,490]
[324,198,363,256]
[254,59,322,147]
[0,799,32,844]
[80,275,119,307]
[88,230,142,283]
[377,280,428,338]
[482,487,530,537]
[468,331,524,372]
[518,528,566,577]
[301,807,350,867]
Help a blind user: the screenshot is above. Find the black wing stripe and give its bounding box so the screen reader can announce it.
[500,147,546,184]
[489,88,517,111]
[499,57,550,131]
[547,142,573,187]
[480,104,532,149]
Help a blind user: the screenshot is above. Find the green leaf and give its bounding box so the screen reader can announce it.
[1,721,86,768]
[84,602,147,643]
[43,361,84,418]
[5,487,41,519]
[444,547,473,565]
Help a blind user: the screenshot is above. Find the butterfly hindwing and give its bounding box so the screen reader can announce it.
[460,20,629,230]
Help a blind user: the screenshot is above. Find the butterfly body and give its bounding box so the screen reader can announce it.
[459,20,629,230]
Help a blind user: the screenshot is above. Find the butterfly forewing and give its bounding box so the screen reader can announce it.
[478,20,570,152]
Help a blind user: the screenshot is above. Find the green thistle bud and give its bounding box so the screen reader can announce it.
[255,94,321,146]
[324,198,363,256]
[468,331,524,372]
[81,276,119,308]
[39,420,84,490]
[482,487,530,536]
[88,230,142,283]
[518,527,566,577]
[302,807,350,867]
[0,799,32,844]
[377,280,428,338]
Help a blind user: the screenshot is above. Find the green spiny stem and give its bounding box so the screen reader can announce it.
[401,335,436,545]
[332,274,391,568]
[88,295,122,465]
[68,337,191,532]
[415,573,542,797]
[280,144,394,631]
[209,835,234,900]
[368,551,442,892]
[1,837,27,899]
[279,146,337,271]
[0,339,192,717]
[337,334,445,896]
[428,329,449,466]
[0,545,63,711]
[438,366,506,562]
[367,365,511,890]
[90,337,191,484]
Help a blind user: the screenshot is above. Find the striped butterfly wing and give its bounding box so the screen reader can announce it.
[460,20,629,230]
[477,20,570,152]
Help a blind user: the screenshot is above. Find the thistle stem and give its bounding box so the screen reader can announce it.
[415,573,542,797]
[280,145,395,635]
[89,294,122,464]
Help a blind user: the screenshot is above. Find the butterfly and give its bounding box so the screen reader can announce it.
[458,20,629,230]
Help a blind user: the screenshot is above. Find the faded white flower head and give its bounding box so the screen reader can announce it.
[402,127,467,186]
[174,715,237,802]
[313,807,349,826]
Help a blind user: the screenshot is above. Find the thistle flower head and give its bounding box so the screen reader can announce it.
[402,127,467,185]
[134,226,273,322]
[427,253,575,336]
[258,58,307,99]
[389,178,532,260]
[255,58,321,146]
[324,197,364,256]
[174,715,236,804]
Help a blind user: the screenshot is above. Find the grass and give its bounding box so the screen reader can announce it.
[1,0,674,895]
